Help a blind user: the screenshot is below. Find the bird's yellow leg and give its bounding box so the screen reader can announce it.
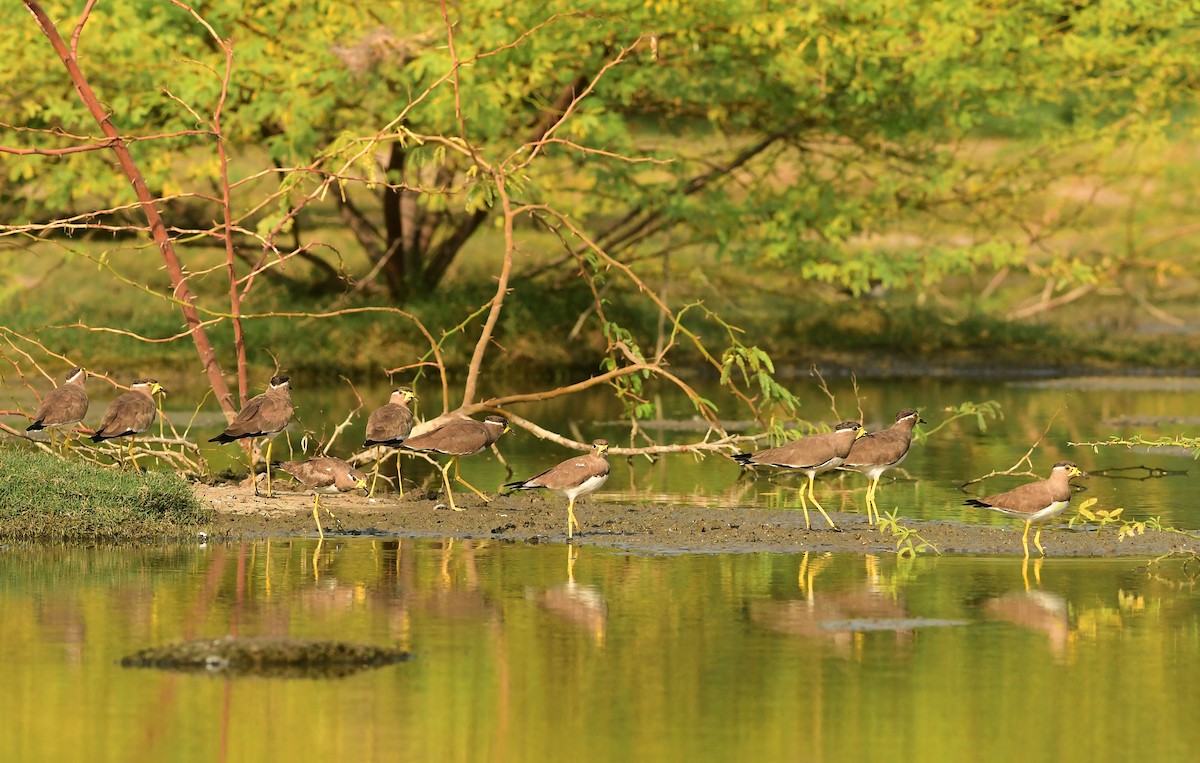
[806,474,837,530]
[368,459,382,499]
[1034,526,1046,556]
[868,477,881,525]
[395,451,405,499]
[313,494,325,539]
[451,457,491,502]
[1021,522,1032,559]
[796,484,812,530]
[129,435,142,474]
[440,460,461,512]
[264,439,275,498]
[567,495,578,539]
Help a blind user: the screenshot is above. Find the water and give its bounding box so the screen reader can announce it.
[2,539,1199,762]
[7,374,1200,761]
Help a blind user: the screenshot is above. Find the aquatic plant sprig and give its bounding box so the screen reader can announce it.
[876,509,940,558]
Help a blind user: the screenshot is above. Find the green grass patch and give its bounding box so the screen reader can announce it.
[0,448,211,541]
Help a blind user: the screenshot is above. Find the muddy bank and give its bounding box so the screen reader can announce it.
[197,484,1200,557]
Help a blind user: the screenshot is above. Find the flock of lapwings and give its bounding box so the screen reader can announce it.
[22,368,1084,555]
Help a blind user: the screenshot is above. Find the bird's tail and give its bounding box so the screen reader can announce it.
[963,499,989,508]
[26,421,44,432]
[208,432,237,444]
[502,480,534,494]
[731,453,755,467]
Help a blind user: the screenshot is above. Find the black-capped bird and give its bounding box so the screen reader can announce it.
[505,439,611,539]
[363,386,417,498]
[841,408,924,524]
[733,421,864,530]
[90,378,165,472]
[401,414,509,511]
[209,375,294,497]
[27,366,89,450]
[278,457,368,539]
[966,461,1087,558]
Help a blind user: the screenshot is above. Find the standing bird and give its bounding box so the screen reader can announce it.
[209,375,294,498]
[504,439,611,539]
[841,408,925,525]
[363,387,417,498]
[277,457,368,539]
[733,421,864,530]
[89,378,166,472]
[401,414,509,512]
[27,366,89,450]
[966,462,1087,558]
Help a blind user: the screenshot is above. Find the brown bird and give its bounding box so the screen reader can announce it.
[401,414,509,511]
[733,421,864,530]
[27,366,89,450]
[278,457,368,539]
[363,387,417,498]
[90,378,166,472]
[504,439,611,539]
[841,408,925,525]
[966,461,1087,558]
[209,375,294,498]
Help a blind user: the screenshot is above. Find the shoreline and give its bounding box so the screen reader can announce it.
[196,483,1200,557]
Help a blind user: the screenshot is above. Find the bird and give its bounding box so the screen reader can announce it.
[89,378,166,472]
[840,408,925,525]
[504,439,611,539]
[208,375,294,498]
[363,387,417,498]
[277,457,368,539]
[732,421,864,530]
[400,414,509,511]
[26,366,89,450]
[965,461,1087,558]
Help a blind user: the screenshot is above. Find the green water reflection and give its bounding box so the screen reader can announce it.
[2,539,1199,762]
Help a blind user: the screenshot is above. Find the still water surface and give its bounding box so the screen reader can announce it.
[7,374,1200,761]
[2,539,1198,762]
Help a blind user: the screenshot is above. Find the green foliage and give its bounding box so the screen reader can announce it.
[5,0,1199,302]
[0,447,211,540]
[920,400,1003,441]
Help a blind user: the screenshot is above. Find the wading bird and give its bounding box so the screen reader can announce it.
[26,366,89,451]
[209,375,294,497]
[841,408,924,525]
[401,414,509,512]
[90,378,166,472]
[733,421,864,530]
[278,457,368,539]
[966,461,1087,558]
[363,387,417,498]
[504,439,611,539]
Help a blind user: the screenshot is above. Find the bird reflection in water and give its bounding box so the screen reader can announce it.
[531,545,608,647]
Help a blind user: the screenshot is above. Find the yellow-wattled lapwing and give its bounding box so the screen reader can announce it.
[26,366,89,451]
[401,414,509,511]
[504,439,611,539]
[363,387,417,498]
[209,375,294,497]
[966,461,1087,558]
[841,408,924,525]
[90,378,165,472]
[278,457,368,539]
[733,421,864,530]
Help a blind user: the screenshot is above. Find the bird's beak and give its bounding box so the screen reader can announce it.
[855,428,869,440]
[357,478,369,494]
[152,383,167,397]
[1072,466,1088,478]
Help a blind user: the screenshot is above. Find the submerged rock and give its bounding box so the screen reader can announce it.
[120,636,410,679]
